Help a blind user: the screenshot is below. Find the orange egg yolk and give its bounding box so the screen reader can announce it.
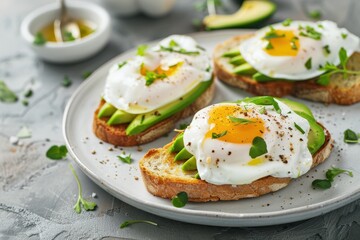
[140,62,182,77]
[205,105,265,144]
[264,30,300,56]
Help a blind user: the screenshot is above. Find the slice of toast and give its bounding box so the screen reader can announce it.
[214,34,360,105]
[93,80,215,146]
[139,125,333,202]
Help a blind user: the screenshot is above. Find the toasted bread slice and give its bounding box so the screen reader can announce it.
[93,80,215,146]
[214,34,360,105]
[139,125,333,202]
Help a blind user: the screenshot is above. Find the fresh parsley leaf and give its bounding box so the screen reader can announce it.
[171,192,188,208]
[243,96,281,114]
[316,73,331,86]
[117,154,132,164]
[249,136,268,158]
[339,47,348,72]
[120,220,158,229]
[212,130,227,139]
[308,10,322,19]
[263,28,285,40]
[282,18,293,27]
[323,45,331,55]
[118,61,127,69]
[326,167,353,182]
[63,31,75,42]
[137,45,148,56]
[159,46,200,55]
[82,71,92,79]
[69,164,97,213]
[341,33,348,39]
[33,32,46,45]
[62,75,72,87]
[46,145,68,160]
[169,39,179,48]
[300,26,322,40]
[24,89,33,98]
[344,129,360,144]
[145,71,167,86]
[0,81,18,103]
[228,116,255,125]
[294,123,305,134]
[305,58,312,70]
[312,179,331,189]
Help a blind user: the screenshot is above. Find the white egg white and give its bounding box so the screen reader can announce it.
[239,20,359,80]
[103,35,212,114]
[183,100,313,185]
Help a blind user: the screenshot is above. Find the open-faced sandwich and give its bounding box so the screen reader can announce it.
[93,35,215,146]
[140,96,334,202]
[214,20,360,105]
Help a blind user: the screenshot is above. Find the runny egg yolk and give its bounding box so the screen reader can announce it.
[265,30,300,56]
[205,105,265,144]
[140,62,182,77]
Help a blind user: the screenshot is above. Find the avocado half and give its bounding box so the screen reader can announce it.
[203,0,276,30]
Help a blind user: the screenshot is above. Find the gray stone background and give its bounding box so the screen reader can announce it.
[1,0,360,239]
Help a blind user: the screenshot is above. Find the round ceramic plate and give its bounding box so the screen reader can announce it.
[63,30,360,227]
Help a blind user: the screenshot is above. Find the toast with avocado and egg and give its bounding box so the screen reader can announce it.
[139,96,334,202]
[214,20,360,105]
[93,35,215,146]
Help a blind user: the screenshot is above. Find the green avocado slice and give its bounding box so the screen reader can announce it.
[175,147,193,161]
[98,102,117,118]
[126,79,213,136]
[276,98,315,119]
[222,49,241,58]
[107,110,136,125]
[233,63,257,75]
[229,55,246,66]
[170,132,185,153]
[181,156,197,171]
[204,0,276,30]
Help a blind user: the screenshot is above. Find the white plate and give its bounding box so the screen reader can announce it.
[63,30,360,227]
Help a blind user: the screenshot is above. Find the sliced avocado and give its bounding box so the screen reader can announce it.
[126,79,213,136]
[203,0,276,30]
[194,172,201,179]
[276,98,315,119]
[293,111,325,154]
[229,55,246,66]
[98,102,117,118]
[252,72,277,82]
[169,133,184,153]
[174,147,193,161]
[233,63,257,75]
[107,110,136,125]
[222,49,240,58]
[181,156,197,171]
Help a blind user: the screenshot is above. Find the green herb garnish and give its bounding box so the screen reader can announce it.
[64,31,75,42]
[249,136,268,158]
[169,39,179,48]
[228,116,255,125]
[171,192,188,208]
[117,154,132,164]
[341,33,348,39]
[69,164,97,213]
[263,26,285,40]
[323,45,331,55]
[120,220,158,229]
[24,89,33,98]
[308,10,322,19]
[312,167,353,189]
[137,45,148,56]
[0,81,18,103]
[265,42,274,50]
[62,75,72,87]
[33,32,46,45]
[212,130,227,139]
[300,26,322,40]
[22,99,29,106]
[145,71,167,86]
[290,37,298,50]
[294,123,305,134]
[305,58,312,70]
[282,18,293,27]
[344,129,360,144]
[160,46,200,55]
[82,71,92,79]
[317,48,360,86]
[118,61,127,69]
[46,145,68,160]
[179,123,189,130]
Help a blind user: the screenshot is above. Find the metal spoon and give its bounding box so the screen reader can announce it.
[54,0,80,42]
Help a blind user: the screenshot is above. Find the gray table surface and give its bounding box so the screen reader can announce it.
[1,0,360,239]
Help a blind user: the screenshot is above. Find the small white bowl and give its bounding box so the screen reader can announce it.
[20,1,111,63]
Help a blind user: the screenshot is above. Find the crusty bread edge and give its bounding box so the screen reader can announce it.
[93,79,215,146]
[139,125,334,202]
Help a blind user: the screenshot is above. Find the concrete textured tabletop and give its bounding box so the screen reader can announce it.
[1,0,360,239]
